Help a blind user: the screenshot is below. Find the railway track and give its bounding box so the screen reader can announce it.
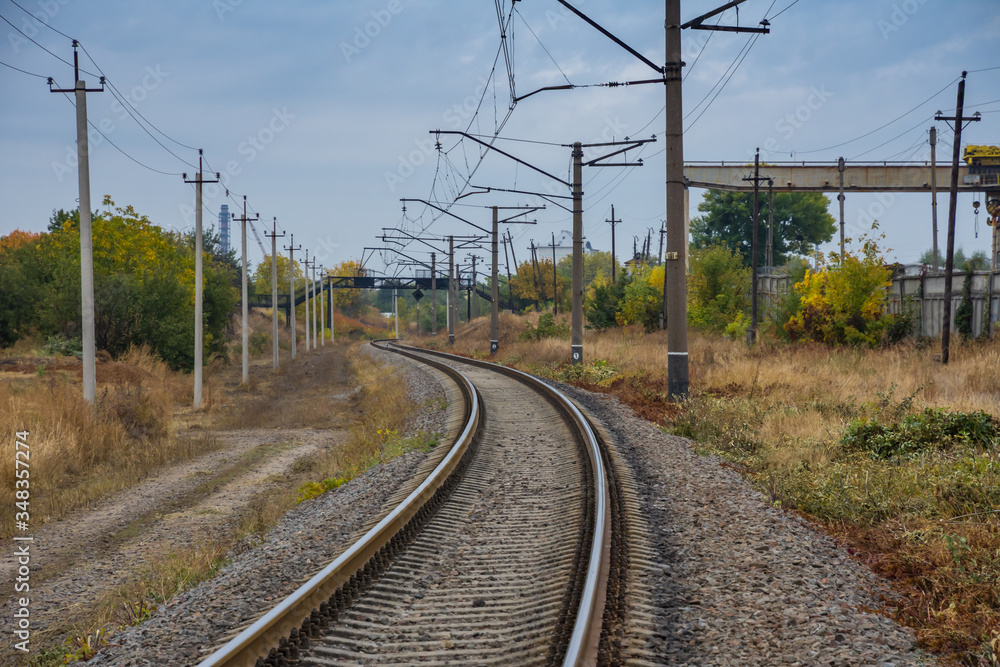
[198,341,633,666]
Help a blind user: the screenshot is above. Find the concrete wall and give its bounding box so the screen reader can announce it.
[756,270,1000,339]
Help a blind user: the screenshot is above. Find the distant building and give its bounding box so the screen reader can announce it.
[535,230,595,262]
[219,204,230,255]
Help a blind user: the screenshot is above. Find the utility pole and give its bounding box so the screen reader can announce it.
[232,196,258,385]
[432,130,650,365]
[491,208,500,353]
[551,232,558,316]
[530,240,542,311]
[183,150,220,408]
[571,141,583,364]
[49,41,104,403]
[502,234,514,314]
[838,157,846,260]
[742,149,768,346]
[507,230,520,313]
[607,205,620,282]
[285,235,301,359]
[470,255,479,320]
[448,235,455,345]
[936,72,980,364]
[767,179,774,272]
[658,220,665,267]
[303,250,312,352]
[264,218,284,369]
[431,252,437,335]
[663,0,688,396]
[394,286,399,339]
[319,265,325,347]
[930,126,939,268]
[309,255,319,351]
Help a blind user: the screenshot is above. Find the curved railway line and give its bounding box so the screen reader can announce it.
[197,341,636,667]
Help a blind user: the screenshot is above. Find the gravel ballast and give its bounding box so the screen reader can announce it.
[552,379,939,667]
[81,349,939,666]
[83,346,448,666]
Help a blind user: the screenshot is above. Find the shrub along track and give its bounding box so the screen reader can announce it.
[198,342,640,666]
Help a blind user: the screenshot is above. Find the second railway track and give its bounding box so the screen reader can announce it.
[199,341,634,667]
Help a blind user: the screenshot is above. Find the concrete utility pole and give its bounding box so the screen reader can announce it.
[470,255,479,320]
[838,157,846,260]
[50,42,104,403]
[319,265,325,347]
[310,257,319,351]
[491,207,500,354]
[662,0,688,396]
[448,236,455,345]
[285,235,301,359]
[930,126,939,268]
[394,287,399,339]
[183,150,220,409]
[232,196,258,385]
[303,250,311,352]
[742,149,768,346]
[431,252,437,335]
[571,142,584,364]
[530,241,542,310]
[502,234,514,314]
[551,232,558,317]
[665,0,767,395]
[936,72,980,364]
[767,180,774,272]
[265,218,284,369]
[507,230,519,313]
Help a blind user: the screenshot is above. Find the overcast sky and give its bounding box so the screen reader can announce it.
[2,0,999,276]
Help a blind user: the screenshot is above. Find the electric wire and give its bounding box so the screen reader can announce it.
[0,58,47,78]
[77,43,198,168]
[55,87,184,176]
[0,12,98,76]
[766,0,802,22]
[792,76,959,155]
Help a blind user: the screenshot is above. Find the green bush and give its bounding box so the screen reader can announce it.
[842,408,1000,459]
[521,312,570,340]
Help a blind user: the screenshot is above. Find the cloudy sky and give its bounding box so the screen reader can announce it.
[2,0,999,276]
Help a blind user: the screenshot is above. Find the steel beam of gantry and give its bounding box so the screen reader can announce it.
[685,162,982,193]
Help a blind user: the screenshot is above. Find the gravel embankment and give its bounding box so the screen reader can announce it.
[83,348,938,666]
[551,379,938,667]
[84,346,447,666]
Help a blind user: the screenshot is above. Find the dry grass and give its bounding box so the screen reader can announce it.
[420,313,1000,665]
[0,345,216,538]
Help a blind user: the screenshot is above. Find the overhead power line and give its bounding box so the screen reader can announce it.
[0,58,47,78]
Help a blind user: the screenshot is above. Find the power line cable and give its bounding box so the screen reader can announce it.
[0,58,47,78]
[766,0,802,22]
[77,43,198,167]
[8,0,72,39]
[0,12,97,76]
[793,76,958,155]
[55,87,184,176]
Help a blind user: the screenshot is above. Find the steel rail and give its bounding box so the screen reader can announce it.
[197,348,480,667]
[385,341,610,667]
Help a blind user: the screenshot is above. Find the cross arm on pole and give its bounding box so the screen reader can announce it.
[432,131,570,187]
[400,197,491,234]
[580,136,656,167]
[554,0,663,74]
[681,0,769,33]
